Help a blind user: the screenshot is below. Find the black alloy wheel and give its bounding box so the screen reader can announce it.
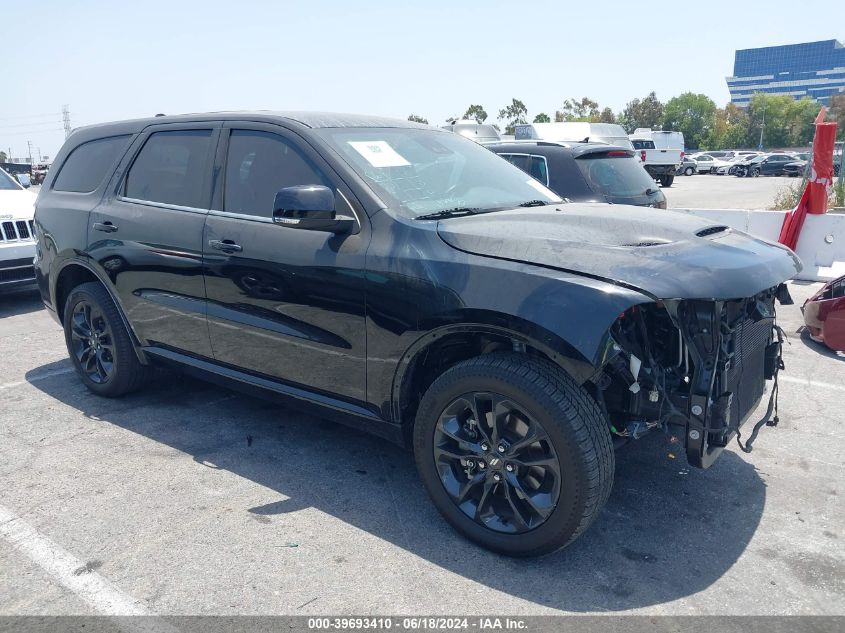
[69,300,115,384]
[414,353,614,556]
[433,391,561,534]
[63,282,151,397]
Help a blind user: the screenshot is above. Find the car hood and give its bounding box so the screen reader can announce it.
[436,205,802,300]
[0,189,36,220]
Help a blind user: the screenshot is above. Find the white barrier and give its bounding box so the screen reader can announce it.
[672,208,845,282]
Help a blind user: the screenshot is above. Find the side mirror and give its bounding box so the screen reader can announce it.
[272,185,355,234]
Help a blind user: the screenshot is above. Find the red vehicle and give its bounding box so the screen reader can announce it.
[803,274,845,352]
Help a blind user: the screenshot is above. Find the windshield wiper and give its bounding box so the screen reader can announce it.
[517,199,552,207]
[645,188,658,196]
[414,207,482,220]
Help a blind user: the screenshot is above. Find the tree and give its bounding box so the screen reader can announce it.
[746,93,796,148]
[662,92,717,149]
[785,97,822,147]
[703,103,750,149]
[598,107,616,124]
[0,150,6,162]
[620,92,664,133]
[463,105,488,124]
[498,98,528,135]
[533,112,551,123]
[555,97,599,122]
[407,114,429,124]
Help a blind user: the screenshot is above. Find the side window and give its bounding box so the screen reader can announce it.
[53,135,131,193]
[124,130,213,208]
[528,155,549,185]
[499,154,530,172]
[224,130,331,217]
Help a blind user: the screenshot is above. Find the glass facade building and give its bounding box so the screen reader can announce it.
[726,39,845,107]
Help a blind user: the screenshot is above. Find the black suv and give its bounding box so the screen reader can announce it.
[35,112,800,556]
[489,141,667,209]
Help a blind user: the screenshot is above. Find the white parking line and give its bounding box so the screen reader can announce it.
[0,504,149,615]
[0,367,75,391]
[779,375,845,392]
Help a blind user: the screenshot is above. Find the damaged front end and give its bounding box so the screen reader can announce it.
[594,284,793,468]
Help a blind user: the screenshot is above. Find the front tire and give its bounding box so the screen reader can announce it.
[684,167,694,176]
[63,282,151,397]
[413,353,614,557]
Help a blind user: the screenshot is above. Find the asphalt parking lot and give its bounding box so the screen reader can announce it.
[0,281,842,617]
[665,174,794,210]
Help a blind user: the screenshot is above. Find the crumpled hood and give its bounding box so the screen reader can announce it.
[0,189,37,220]
[436,205,802,300]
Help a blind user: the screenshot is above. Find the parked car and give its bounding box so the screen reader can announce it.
[0,167,38,290]
[514,122,634,150]
[629,129,684,187]
[782,154,840,178]
[802,274,845,352]
[689,154,716,174]
[35,112,800,556]
[712,154,759,175]
[489,141,667,208]
[735,153,798,177]
[442,119,501,145]
[783,160,809,177]
[676,156,698,176]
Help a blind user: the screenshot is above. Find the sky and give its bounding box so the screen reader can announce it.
[1,0,840,161]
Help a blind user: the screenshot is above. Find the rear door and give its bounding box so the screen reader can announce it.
[202,123,369,404]
[88,122,220,357]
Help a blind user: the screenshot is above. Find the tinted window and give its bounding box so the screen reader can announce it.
[575,155,656,198]
[499,154,531,172]
[224,130,331,217]
[53,135,131,193]
[498,154,548,185]
[125,130,213,208]
[529,156,548,185]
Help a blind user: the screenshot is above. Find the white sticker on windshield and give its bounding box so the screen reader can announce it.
[348,141,411,168]
[525,178,557,199]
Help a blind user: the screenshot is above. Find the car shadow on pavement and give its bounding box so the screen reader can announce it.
[27,361,766,612]
[0,287,43,318]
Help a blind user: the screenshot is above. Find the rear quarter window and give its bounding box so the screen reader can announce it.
[52,135,131,193]
[575,155,656,198]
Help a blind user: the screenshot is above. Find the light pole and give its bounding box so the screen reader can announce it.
[757,98,766,151]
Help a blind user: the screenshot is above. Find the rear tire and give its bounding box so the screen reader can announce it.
[659,174,674,187]
[684,167,694,176]
[413,353,614,557]
[63,282,151,397]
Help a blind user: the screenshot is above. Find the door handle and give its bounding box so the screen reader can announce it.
[93,221,118,233]
[209,239,243,253]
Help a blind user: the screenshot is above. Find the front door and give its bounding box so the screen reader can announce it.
[202,124,369,404]
[88,123,220,357]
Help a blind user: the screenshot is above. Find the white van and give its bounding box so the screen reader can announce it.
[514,122,634,151]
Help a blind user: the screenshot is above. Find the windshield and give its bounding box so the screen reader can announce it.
[574,154,657,198]
[0,169,23,191]
[315,128,561,216]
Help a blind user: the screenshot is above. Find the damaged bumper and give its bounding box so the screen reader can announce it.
[597,284,791,468]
